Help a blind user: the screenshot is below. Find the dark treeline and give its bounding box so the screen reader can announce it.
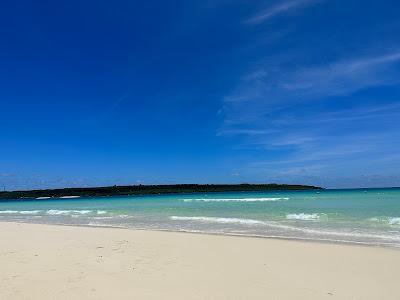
[0,184,323,200]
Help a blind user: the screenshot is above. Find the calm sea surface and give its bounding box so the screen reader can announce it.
[1,188,400,247]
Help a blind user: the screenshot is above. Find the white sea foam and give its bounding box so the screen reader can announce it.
[46,210,92,215]
[115,214,135,219]
[183,197,289,202]
[0,209,108,217]
[266,221,400,241]
[72,210,92,214]
[388,218,400,225]
[170,215,400,242]
[87,222,126,228]
[170,216,265,225]
[46,210,69,215]
[36,197,51,200]
[369,217,400,226]
[19,210,41,215]
[286,213,322,221]
[0,210,40,215]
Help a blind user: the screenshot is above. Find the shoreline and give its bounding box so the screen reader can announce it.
[1,221,400,299]
[2,219,399,250]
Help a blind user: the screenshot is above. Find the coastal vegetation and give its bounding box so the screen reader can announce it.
[0,184,322,200]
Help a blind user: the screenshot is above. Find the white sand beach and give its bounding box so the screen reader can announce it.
[0,222,399,299]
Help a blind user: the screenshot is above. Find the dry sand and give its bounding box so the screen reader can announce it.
[0,222,399,299]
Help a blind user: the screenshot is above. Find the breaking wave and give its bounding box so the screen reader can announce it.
[370,217,400,226]
[45,210,108,216]
[46,210,92,215]
[0,210,41,215]
[169,215,400,242]
[286,213,322,221]
[170,216,265,225]
[182,197,289,202]
[389,218,400,225]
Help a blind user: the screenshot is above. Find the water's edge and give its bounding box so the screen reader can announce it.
[2,219,399,250]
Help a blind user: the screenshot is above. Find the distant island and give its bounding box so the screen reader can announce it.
[0,184,323,200]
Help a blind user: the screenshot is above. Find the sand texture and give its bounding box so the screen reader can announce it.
[0,222,399,299]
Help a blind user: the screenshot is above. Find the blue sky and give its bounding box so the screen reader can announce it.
[1,0,400,190]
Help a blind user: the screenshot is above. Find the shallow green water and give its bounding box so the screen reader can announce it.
[1,188,400,247]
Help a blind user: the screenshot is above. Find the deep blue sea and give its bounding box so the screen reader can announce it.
[1,188,400,247]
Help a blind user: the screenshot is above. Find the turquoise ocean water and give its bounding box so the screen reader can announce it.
[1,188,400,247]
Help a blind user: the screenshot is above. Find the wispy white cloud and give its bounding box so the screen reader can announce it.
[245,0,316,25]
[269,102,400,127]
[222,1,400,187]
[217,128,277,136]
[242,131,400,186]
[220,52,400,183]
[282,51,400,97]
[246,51,400,99]
[221,51,400,128]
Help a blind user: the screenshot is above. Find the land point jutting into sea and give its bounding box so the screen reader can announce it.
[0,183,323,200]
